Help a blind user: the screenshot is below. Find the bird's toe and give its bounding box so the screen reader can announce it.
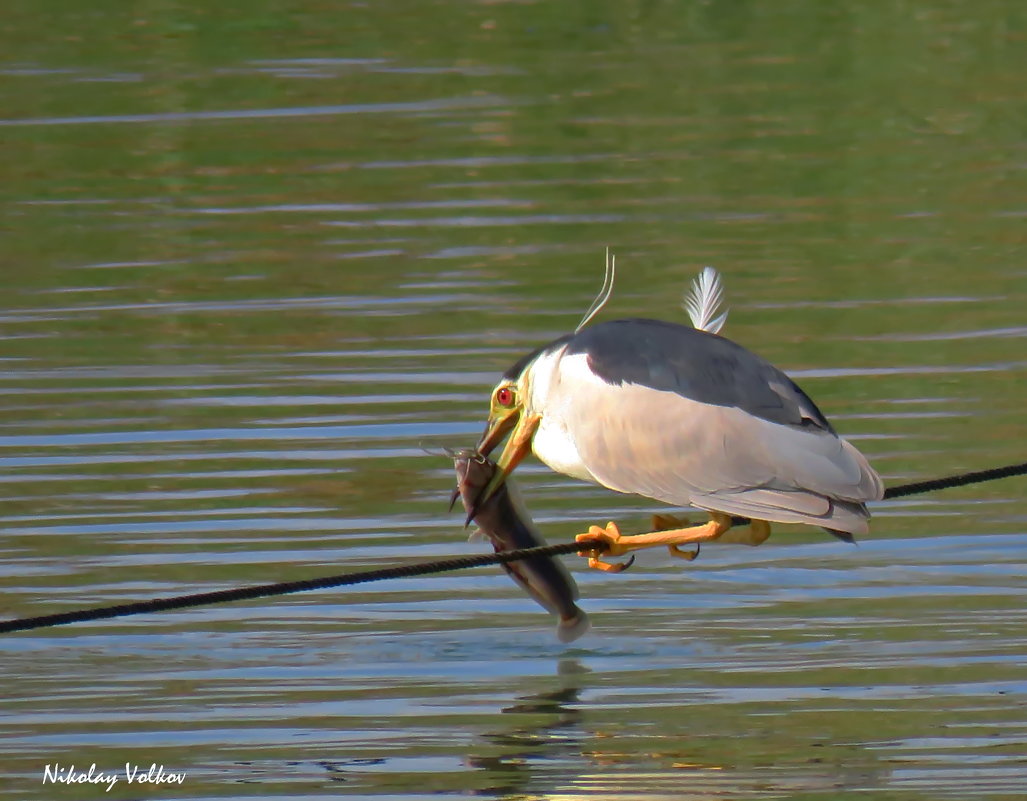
[576,521,633,571]
[667,543,701,561]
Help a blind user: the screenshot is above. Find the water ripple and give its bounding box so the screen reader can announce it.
[0,95,507,127]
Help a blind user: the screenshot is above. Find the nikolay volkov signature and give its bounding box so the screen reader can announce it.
[43,763,185,792]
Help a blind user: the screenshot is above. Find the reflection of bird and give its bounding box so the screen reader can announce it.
[472,260,883,571]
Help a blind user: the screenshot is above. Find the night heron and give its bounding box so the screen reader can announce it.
[471,259,883,571]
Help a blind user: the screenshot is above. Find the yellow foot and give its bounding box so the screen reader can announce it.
[668,543,701,561]
[575,513,735,571]
[652,515,699,560]
[576,522,635,573]
[714,518,772,547]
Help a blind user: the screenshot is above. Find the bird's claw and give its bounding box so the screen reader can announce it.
[576,522,634,572]
[668,543,700,561]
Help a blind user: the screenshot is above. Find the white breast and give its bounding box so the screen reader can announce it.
[525,349,598,483]
[532,416,596,482]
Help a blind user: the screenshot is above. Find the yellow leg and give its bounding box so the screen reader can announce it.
[576,512,735,572]
[651,512,692,530]
[716,518,772,546]
[652,513,699,561]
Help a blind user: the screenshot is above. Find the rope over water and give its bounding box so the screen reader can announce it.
[2,460,1025,635]
[0,540,601,635]
[881,461,1027,500]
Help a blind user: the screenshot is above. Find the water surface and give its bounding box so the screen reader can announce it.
[2,2,1026,799]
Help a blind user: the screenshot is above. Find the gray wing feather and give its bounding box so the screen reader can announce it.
[566,319,835,431]
[690,491,872,534]
[559,369,882,534]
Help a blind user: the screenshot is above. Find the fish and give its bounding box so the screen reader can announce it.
[451,450,590,643]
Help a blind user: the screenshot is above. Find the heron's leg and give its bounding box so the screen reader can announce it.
[749,519,772,546]
[576,513,734,571]
[652,513,699,561]
[715,518,772,546]
[651,512,692,530]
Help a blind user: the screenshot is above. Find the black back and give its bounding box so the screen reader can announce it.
[523,318,834,432]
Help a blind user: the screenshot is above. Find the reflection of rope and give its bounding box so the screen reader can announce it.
[3,461,1026,635]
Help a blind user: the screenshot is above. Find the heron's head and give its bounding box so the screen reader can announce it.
[469,340,568,519]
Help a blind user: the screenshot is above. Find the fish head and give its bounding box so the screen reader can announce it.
[448,449,498,523]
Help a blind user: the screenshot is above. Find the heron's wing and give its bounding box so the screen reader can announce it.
[689,489,873,533]
[566,318,834,432]
[556,357,882,533]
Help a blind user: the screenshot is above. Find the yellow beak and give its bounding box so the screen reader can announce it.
[469,409,540,522]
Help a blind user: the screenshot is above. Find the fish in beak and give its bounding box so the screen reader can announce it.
[469,408,540,524]
[451,449,589,643]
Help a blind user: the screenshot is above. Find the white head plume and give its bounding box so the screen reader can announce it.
[575,248,616,333]
[683,266,728,334]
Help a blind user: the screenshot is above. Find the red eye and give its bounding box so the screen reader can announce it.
[496,387,514,407]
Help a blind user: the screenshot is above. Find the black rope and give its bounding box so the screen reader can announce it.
[0,539,606,635]
[2,460,1026,635]
[882,461,1027,500]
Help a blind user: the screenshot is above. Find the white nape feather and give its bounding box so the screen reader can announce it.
[683,266,728,334]
[524,349,597,483]
[575,248,616,333]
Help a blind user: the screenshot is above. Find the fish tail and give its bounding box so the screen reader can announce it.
[556,608,591,643]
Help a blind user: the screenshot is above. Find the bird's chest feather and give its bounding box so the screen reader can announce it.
[531,417,596,482]
[525,349,602,482]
